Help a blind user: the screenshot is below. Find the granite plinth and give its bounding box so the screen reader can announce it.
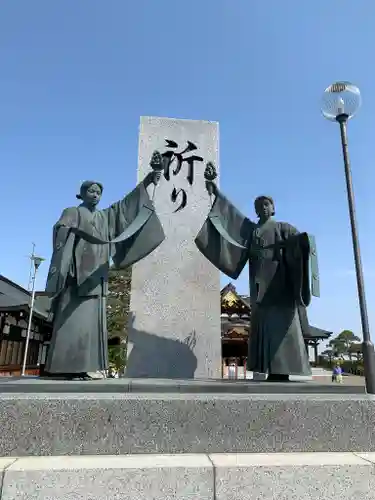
[128,117,221,379]
[0,376,366,394]
[0,378,373,457]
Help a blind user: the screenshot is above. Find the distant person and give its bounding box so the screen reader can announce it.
[332,364,343,383]
[228,360,236,379]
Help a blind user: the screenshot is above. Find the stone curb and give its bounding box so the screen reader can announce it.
[1,453,375,499]
[2,452,375,469]
[0,376,364,394]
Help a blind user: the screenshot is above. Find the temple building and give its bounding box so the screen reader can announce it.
[0,276,51,376]
[220,283,332,378]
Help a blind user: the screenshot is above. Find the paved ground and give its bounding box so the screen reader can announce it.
[312,375,365,386]
[0,374,366,394]
[2,452,375,500]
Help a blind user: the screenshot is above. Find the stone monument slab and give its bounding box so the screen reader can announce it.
[127,116,221,379]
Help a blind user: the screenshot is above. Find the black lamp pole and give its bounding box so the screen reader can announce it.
[336,113,375,394]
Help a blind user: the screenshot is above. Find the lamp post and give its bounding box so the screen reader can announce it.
[21,254,44,377]
[321,81,375,394]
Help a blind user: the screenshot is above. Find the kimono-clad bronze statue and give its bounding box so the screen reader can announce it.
[195,179,320,382]
[45,168,165,380]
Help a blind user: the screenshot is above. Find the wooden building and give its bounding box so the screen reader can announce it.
[0,276,52,376]
[221,283,332,378]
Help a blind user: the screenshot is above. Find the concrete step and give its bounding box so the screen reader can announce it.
[1,391,374,457]
[0,376,362,394]
[1,452,374,499]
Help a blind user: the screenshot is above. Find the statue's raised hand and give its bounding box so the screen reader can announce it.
[144,150,164,188]
[204,162,218,197]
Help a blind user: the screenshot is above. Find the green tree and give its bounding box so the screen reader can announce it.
[328,339,346,357]
[329,330,361,360]
[321,348,334,362]
[106,266,132,373]
[107,266,132,341]
[348,342,363,361]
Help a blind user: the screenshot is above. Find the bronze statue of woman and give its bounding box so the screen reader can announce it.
[195,180,320,382]
[45,169,165,380]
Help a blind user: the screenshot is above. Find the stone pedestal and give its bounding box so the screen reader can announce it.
[0,378,372,499]
[0,378,370,457]
[126,116,221,379]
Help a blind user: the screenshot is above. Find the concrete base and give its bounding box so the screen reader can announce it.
[1,453,375,499]
[0,376,365,394]
[0,378,374,457]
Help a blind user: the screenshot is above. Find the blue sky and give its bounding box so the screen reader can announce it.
[1,0,374,341]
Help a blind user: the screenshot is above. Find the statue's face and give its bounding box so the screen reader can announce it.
[256,198,274,220]
[82,183,102,207]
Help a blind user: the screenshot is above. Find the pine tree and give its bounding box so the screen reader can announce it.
[106,266,132,373]
[107,266,132,341]
[329,330,361,360]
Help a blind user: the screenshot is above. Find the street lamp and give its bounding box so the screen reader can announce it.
[321,81,375,394]
[21,254,45,377]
